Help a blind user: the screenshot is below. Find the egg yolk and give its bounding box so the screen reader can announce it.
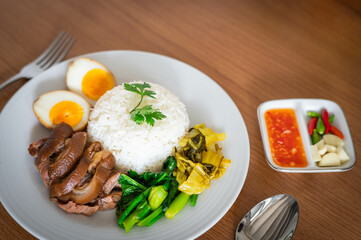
[81,69,115,100]
[49,101,84,127]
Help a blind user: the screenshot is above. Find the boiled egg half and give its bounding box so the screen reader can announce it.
[66,57,116,105]
[33,90,90,131]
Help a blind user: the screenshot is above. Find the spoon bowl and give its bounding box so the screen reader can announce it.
[236,194,299,240]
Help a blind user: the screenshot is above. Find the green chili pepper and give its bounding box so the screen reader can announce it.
[307,111,321,118]
[316,117,325,135]
[329,115,335,124]
[311,129,321,145]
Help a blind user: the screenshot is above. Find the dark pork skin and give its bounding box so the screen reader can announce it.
[28,138,47,157]
[103,171,121,195]
[87,150,114,174]
[35,122,73,166]
[31,122,73,186]
[66,151,115,204]
[49,142,101,197]
[48,132,88,180]
[77,172,92,188]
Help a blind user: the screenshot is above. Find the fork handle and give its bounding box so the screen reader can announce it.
[0,73,25,90]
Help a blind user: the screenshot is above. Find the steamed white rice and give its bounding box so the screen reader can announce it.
[87,81,190,173]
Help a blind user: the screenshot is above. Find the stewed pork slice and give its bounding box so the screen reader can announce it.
[49,142,102,197]
[102,171,122,195]
[97,191,123,210]
[48,132,88,180]
[76,172,92,188]
[30,122,73,186]
[60,150,115,204]
[35,122,73,165]
[28,138,47,157]
[54,190,122,216]
[87,150,114,173]
[29,123,123,216]
[55,200,100,216]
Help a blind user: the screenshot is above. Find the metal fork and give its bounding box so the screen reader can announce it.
[0,31,75,90]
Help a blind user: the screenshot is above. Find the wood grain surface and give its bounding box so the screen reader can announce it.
[1,0,361,239]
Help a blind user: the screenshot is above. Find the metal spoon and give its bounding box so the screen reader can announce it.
[235,194,299,240]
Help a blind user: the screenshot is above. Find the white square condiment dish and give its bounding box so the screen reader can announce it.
[257,99,356,173]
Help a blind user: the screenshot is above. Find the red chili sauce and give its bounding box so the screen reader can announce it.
[265,108,308,167]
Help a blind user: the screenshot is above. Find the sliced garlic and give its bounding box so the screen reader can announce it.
[337,146,350,162]
[310,145,321,162]
[318,153,341,167]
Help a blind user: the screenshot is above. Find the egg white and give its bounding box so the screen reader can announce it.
[66,57,116,106]
[33,90,90,131]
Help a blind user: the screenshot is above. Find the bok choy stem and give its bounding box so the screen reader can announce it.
[138,206,164,227]
[165,192,191,219]
[118,187,151,227]
[123,200,151,232]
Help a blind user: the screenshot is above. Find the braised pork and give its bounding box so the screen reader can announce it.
[49,142,101,197]
[48,132,88,180]
[55,200,100,216]
[28,138,47,157]
[103,171,121,195]
[28,122,123,216]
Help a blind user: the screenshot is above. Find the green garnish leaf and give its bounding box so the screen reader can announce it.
[144,90,156,99]
[123,83,141,95]
[124,82,166,126]
[145,111,166,126]
[124,82,156,98]
[131,112,145,125]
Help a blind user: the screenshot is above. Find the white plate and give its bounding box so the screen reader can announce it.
[258,99,355,173]
[0,50,250,240]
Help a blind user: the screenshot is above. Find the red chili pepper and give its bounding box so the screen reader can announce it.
[322,109,330,134]
[329,125,344,139]
[308,117,317,135]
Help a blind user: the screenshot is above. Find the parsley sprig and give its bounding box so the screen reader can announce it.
[124,82,166,126]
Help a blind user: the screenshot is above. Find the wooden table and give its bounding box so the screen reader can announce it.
[1,0,360,239]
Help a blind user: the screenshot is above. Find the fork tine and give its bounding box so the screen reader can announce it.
[52,38,76,65]
[35,31,66,64]
[38,33,69,67]
[42,35,73,69]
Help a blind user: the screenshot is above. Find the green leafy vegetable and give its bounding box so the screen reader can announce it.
[119,174,147,191]
[116,156,187,232]
[190,194,198,207]
[128,169,141,179]
[148,186,168,210]
[123,199,151,232]
[163,156,177,175]
[165,192,191,219]
[140,171,165,184]
[117,175,147,217]
[162,179,179,211]
[118,188,152,228]
[137,206,164,227]
[124,82,166,126]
